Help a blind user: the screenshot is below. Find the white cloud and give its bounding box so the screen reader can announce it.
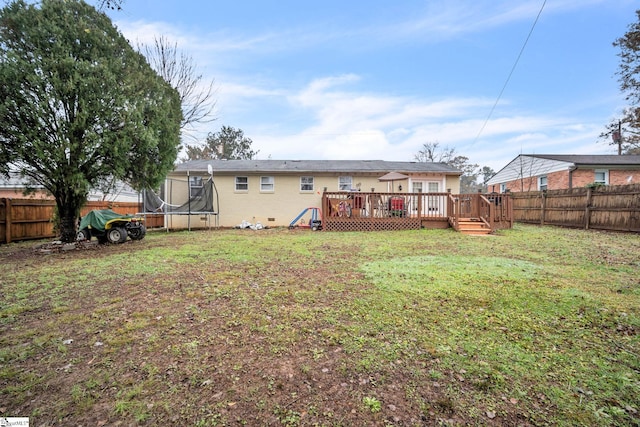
[114,1,619,171]
[365,0,610,45]
[210,73,613,170]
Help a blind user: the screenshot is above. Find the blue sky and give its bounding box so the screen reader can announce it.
[107,1,638,171]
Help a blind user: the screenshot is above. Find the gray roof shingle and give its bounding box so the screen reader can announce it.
[174,159,462,174]
[526,154,640,166]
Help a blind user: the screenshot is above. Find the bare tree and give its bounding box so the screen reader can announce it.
[414,142,456,163]
[96,0,124,10]
[414,142,484,193]
[138,36,217,137]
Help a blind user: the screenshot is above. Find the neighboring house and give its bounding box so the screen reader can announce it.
[163,159,462,228]
[486,154,640,193]
[0,171,50,199]
[86,180,140,203]
[0,171,139,202]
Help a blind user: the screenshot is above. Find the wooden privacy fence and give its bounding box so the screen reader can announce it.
[0,198,163,244]
[511,183,640,232]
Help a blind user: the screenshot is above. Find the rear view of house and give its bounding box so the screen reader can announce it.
[161,159,462,229]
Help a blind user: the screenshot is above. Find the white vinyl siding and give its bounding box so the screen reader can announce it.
[487,155,572,186]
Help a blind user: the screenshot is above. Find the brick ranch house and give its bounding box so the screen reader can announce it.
[486,154,640,193]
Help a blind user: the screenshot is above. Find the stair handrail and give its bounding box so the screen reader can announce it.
[479,194,495,227]
[448,193,460,230]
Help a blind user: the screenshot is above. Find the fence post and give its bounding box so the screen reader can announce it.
[0,198,5,244]
[585,187,592,230]
[508,194,514,228]
[5,198,12,244]
[540,191,546,226]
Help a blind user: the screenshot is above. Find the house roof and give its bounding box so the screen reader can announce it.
[0,171,45,189]
[174,159,462,175]
[486,154,640,185]
[526,154,640,166]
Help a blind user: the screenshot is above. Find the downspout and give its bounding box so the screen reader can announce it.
[568,165,577,189]
[187,170,191,231]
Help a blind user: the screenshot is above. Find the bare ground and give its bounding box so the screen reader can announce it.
[1,229,634,426]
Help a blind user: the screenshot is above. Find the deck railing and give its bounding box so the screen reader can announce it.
[321,191,512,232]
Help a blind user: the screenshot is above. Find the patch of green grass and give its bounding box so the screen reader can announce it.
[356,242,640,425]
[362,396,382,413]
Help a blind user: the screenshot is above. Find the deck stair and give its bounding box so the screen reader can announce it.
[456,217,492,235]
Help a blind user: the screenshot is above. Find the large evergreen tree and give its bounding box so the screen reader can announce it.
[0,0,182,242]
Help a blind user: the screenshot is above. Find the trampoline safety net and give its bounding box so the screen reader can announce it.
[141,176,219,229]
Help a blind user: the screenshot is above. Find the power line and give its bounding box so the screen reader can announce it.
[470,0,547,147]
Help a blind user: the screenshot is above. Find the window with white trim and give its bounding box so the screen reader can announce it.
[500,183,506,193]
[539,175,548,191]
[339,176,352,191]
[300,176,314,192]
[260,176,274,192]
[594,169,609,185]
[189,176,204,198]
[235,176,248,191]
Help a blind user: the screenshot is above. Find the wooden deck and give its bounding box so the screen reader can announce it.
[321,192,513,234]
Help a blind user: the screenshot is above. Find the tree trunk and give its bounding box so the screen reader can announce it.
[58,211,77,243]
[55,192,84,243]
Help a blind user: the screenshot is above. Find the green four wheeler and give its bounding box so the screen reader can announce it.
[77,209,146,244]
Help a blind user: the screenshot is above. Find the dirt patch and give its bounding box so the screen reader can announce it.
[3,229,631,426]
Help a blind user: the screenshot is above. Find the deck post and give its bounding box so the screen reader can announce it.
[417,189,422,219]
[322,192,328,219]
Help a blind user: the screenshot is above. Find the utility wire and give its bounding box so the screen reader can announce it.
[470,0,547,147]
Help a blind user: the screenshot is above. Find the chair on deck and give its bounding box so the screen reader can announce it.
[389,196,407,217]
[373,195,389,217]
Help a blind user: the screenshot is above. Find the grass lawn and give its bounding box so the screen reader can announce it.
[1,224,639,426]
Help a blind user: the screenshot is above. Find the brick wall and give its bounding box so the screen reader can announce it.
[610,170,638,185]
[570,169,594,188]
[547,170,570,190]
[491,168,639,192]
